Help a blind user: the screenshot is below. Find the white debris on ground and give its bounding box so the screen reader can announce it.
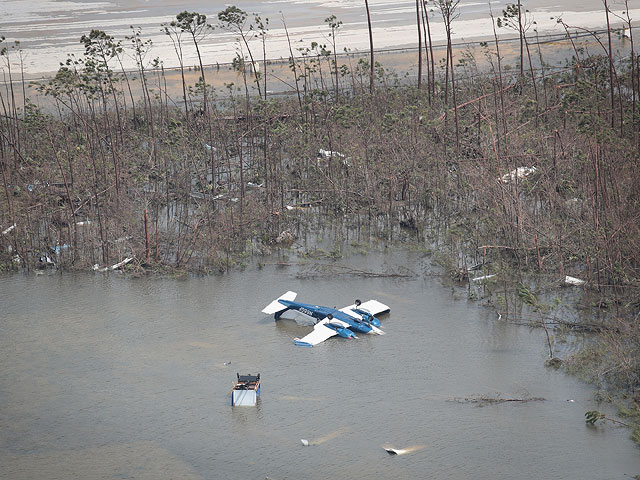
[565,275,586,286]
[111,257,133,270]
[275,230,295,245]
[500,166,537,183]
[285,205,310,211]
[317,149,345,159]
[2,223,16,235]
[93,257,134,272]
[317,149,351,168]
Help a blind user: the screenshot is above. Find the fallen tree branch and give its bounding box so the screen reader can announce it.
[451,395,545,405]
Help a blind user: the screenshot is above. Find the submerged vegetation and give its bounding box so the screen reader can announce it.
[0,2,639,443]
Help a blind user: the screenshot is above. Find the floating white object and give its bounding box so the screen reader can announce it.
[565,275,585,286]
[471,274,496,282]
[500,166,537,183]
[301,439,309,446]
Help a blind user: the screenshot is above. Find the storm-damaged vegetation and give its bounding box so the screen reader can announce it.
[0,3,639,443]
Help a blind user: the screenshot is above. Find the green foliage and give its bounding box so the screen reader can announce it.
[518,284,537,306]
[218,6,248,30]
[176,11,209,32]
[585,410,606,425]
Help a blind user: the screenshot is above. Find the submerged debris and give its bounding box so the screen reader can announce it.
[383,445,425,455]
[450,394,545,406]
[546,357,563,368]
[287,262,414,279]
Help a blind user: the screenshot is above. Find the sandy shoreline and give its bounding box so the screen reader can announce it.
[1,0,637,80]
[5,28,631,115]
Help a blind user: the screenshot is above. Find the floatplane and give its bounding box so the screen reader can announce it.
[262,291,390,346]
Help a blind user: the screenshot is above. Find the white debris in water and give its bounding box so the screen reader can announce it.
[301,439,309,446]
[471,274,496,282]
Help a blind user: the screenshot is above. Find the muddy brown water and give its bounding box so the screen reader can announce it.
[1,248,639,479]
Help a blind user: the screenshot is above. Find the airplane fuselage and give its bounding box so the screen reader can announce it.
[276,300,374,334]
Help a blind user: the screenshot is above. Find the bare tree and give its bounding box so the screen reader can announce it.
[162,20,190,119]
[437,0,460,151]
[174,11,213,114]
[416,0,423,89]
[364,0,375,93]
[218,6,263,98]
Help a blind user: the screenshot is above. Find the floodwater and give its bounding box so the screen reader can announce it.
[1,247,639,479]
[2,0,638,77]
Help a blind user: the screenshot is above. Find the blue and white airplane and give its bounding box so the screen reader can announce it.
[262,291,390,347]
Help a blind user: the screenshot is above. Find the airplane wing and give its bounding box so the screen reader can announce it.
[293,318,351,347]
[262,291,297,315]
[341,299,390,317]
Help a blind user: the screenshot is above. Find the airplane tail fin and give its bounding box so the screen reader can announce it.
[262,291,297,315]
